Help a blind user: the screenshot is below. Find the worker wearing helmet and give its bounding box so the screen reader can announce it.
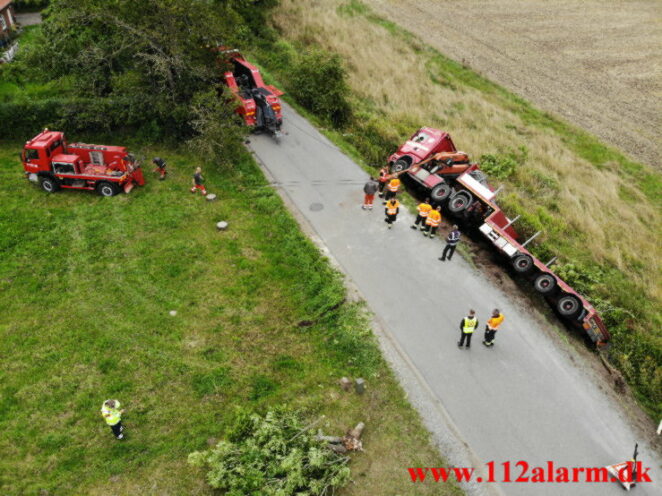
[423,206,442,238]
[377,166,389,198]
[152,157,167,180]
[483,309,505,347]
[384,198,400,229]
[190,167,207,195]
[383,176,401,203]
[101,399,125,440]
[458,309,478,349]
[411,198,432,230]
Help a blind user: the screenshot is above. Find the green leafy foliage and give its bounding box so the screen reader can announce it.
[289,49,352,127]
[188,409,351,495]
[479,146,528,179]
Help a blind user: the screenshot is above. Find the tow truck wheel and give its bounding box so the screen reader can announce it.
[448,191,472,213]
[97,182,119,197]
[557,294,581,317]
[40,176,60,193]
[512,254,533,273]
[430,183,452,204]
[533,272,557,294]
[392,159,410,173]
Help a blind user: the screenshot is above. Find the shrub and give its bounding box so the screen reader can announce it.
[188,408,351,495]
[479,146,528,179]
[289,49,352,127]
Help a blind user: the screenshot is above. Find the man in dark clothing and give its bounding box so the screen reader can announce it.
[190,167,207,195]
[152,157,167,180]
[439,225,461,261]
[457,309,478,349]
[362,176,379,210]
[378,166,389,197]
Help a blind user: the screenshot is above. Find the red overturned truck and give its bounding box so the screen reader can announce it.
[388,127,610,346]
[21,129,145,196]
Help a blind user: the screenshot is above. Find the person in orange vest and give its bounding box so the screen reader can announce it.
[423,205,442,238]
[483,309,505,347]
[377,166,389,198]
[411,198,432,231]
[384,197,400,229]
[383,176,401,204]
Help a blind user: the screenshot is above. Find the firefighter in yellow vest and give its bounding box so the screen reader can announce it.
[383,176,401,203]
[483,309,505,347]
[384,198,400,229]
[411,198,432,231]
[423,205,442,238]
[101,399,125,440]
[458,309,478,349]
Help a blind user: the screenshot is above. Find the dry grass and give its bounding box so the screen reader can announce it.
[271,0,661,304]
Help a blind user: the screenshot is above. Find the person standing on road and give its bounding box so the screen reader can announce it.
[384,176,401,203]
[458,309,478,349]
[384,198,400,229]
[190,167,207,195]
[439,225,461,261]
[423,206,442,238]
[483,309,505,347]
[411,198,432,230]
[378,166,389,198]
[101,399,125,440]
[362,176,379,210]
[152,157,167,180]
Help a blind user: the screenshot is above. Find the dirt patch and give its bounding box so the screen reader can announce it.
[365,0,661,168]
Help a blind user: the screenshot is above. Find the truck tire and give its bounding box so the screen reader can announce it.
[430,183,451,204]
[557,294,581,317]
[512,254,533,273]
[97,182,119,197]
[448,191,472,213]
[533,272,557,294]
[40,176,60,193]
[392,159,410,173]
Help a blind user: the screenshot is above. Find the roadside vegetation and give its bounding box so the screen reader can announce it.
[248,0,661,418]
[0,1,461,495]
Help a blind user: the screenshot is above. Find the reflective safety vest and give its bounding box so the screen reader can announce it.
[462,317,477,333]
[487,314,505,330]
[417,203,432,217]
[386,200,400,215]
[388,178,401,192]
[101,400,122,426]
[426,210,441,227]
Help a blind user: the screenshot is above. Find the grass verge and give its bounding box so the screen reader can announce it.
[0,140,460,495]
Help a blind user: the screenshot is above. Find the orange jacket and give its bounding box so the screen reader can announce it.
[426,209,441,226]
[417,203,432,217]
[388,178,401,192]
[386,200,400,215]
[487,314,505,330]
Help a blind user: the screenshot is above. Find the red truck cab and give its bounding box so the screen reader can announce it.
[22,130,144,196]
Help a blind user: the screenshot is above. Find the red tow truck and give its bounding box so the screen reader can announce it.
[388,127,610,346]
[217,48,284,138]
[21,129,145,196]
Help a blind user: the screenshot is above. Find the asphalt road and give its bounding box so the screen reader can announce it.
[248,104,661,495]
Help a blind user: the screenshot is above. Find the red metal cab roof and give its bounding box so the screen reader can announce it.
[26,131,65,148]
[51,153,79,163]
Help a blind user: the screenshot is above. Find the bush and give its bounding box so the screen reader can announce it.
[188,408,351,495]
[289,49,352,127]
[479,146,528,179]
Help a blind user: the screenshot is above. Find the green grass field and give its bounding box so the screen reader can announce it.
[0,142,460,495]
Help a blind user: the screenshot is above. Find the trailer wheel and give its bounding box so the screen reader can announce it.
[430,183,451,204]
[512,254,533,273]
[557,294,581,317]
[448,191,472,213]
[392,159,410,173]
[40,176,60,193]
[97,182,119,197]
[533,272,557,294]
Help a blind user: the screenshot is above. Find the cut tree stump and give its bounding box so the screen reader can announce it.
[206,193,217,201]
[216,221,228,231]
[354,378,365,394]
[339,377,352,391]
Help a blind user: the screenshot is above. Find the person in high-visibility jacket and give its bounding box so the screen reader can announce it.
[383,176,401,203]
[101,399,125,440]
[411,198,432,230]
[378,166,389,198]
[458,309,478,349]
[483,309,505,347]
[384,198,400,229]
[423,206,442,238]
